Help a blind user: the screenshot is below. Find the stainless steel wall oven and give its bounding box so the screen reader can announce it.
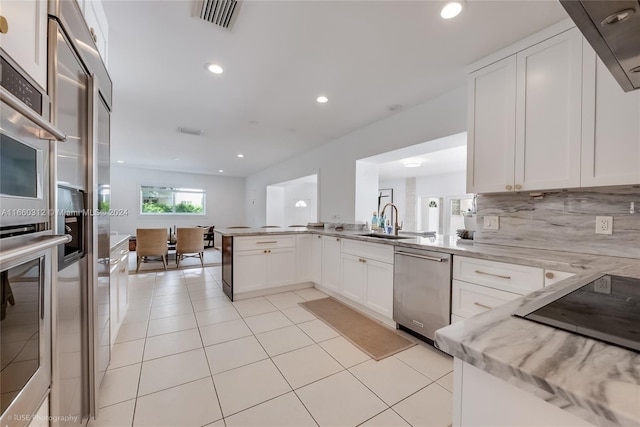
[1,47,66,427]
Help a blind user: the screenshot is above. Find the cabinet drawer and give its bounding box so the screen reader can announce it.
[235,235,295,251]
[342,239,394,264]
[453,256,543,294]
[452,280,521,319]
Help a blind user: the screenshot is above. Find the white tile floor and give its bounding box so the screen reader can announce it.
[89,267,454,427]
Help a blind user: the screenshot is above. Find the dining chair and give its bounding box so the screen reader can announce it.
[176,227,205,267]
[136,228,169,272]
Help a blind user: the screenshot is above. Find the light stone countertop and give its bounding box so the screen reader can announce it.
[109,234,130,252]
[218,226,640,426]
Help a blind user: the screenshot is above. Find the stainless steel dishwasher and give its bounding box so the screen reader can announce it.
[393,248,452,342]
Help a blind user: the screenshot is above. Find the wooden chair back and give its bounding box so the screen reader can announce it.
[136,228,168,257]
[176,228,205,253]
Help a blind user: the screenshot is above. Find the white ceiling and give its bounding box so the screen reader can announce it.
[370,131,467,180]
[104,0,567,177]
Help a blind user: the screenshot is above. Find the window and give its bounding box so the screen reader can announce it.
[140,186,205,215]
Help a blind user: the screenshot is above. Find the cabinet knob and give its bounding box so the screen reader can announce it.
[515,184,522,190]
[336,238,340,241]
[545,272,554,279]
[505,185,513,191]
[0,16,8,34]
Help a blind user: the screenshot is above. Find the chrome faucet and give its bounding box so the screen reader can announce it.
[380,203,403,235]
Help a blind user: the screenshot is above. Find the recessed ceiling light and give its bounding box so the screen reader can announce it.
[237,154,244,158]
[218,169,224,173]
[440,1,463,19]
[403,160,422,168]
[116,160,124,164]
[316,96,328,103]
[206,63,224,74]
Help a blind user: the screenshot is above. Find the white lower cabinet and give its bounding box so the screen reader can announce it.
[295,234,313,283]
[233,235,296,294]
[109,240,129,345]
[341,254,365,303]
[341,240,394,320]
[321,236,342,292]
[452,256,543,321]
[454,359,594,426]
[311,234,322,284]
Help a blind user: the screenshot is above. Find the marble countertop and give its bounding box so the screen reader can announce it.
[435,261,640,427]
[110,234,130,251]
[215,227,634,274]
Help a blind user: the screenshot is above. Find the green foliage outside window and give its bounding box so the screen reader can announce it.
[140,186,205,215]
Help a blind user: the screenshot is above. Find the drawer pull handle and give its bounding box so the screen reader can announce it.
[359,258,366,263]
[474,302,493,310]
[545,272,554,279]
[109,258,118,266]
[474,270,511,280]
[120,249,129,255]
[336,238,340,241]
[412,320,424,328]
[256,241,277,244]
[119,267,126,273]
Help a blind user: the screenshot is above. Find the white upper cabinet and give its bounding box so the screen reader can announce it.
[581,48,640,187]
[76,0,109,67]
[467,56,517,193]
[515,28,583,191]
[0,0,48,88]
[467,27,584,193]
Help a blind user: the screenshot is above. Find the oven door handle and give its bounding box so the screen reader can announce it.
[0,234,71,264]
[1,87,67,141]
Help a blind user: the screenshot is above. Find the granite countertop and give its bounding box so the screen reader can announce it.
[218,226,640,425]
[110,234,130,251]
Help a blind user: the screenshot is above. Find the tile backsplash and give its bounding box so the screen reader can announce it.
[474,186,640,259]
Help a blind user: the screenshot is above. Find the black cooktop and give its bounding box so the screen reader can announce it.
[514,274,640,353]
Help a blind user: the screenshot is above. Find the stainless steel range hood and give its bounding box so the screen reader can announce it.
[559,0,640,92]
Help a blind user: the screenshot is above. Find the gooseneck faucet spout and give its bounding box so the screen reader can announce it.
[380,203,403,235]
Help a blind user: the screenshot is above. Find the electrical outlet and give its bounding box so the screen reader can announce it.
[483,215,499,230]
[595,216,613,235]
[593,276,611,294]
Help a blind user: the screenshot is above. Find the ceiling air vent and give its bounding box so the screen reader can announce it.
[199,0,241,29]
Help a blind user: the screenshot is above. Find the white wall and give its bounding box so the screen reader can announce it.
[380,170,468,233]
[244,86,466,226]
[266,186,284,226]
[355,161,380,225]
[110,165,246,235]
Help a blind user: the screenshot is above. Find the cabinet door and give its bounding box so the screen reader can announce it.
[321,236,342,292]
[515,28,583,191]
[82,0,109,66]
[234,250,267,293]
[364,259,393,319]
[581,51,640,187]
[0,0,47,88]
[311,235,322,284]
[341,254,365,303]
[109,261,118,345]
[267,248,296,288]
[295,234,313,283]
[467,56,517,193]
[117,252,128,324]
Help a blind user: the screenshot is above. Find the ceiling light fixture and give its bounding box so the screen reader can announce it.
[316,96,328,103]
[237,154,244,158]
[116,160,124,164]
[403,160,422,168]
[218,169,224,173]
[206,63,224,74]
[440,1,464,19]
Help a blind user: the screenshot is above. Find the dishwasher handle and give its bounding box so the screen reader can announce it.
[395,251,446,262]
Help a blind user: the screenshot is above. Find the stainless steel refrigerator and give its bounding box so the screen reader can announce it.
[48,1,112,423]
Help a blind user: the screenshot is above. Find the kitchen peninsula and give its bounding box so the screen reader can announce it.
[217,226,640,427]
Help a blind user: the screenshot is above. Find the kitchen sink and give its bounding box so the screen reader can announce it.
[360,233,413,240]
